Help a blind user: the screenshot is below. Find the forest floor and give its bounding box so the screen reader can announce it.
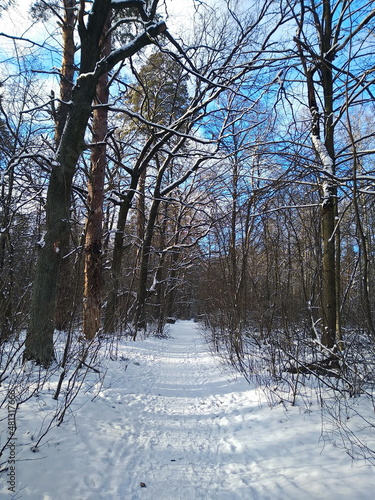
[1,320,374,499]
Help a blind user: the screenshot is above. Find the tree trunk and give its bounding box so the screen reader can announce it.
[320,0,337,348]
[321,199,336,348]
[295,0,338,349]
[53,0,77,331]
[104,139,155,333]
[133,197,161,332]
[103,173,142,333]
[25,0,113,365]
[24,80,98,365]
[24,0,167,362]
[82,16,110,340]
[54,0,76,148]
[0,128,14,341]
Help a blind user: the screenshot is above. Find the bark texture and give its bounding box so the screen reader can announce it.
[82,15,110,340]
[25,0,166,364]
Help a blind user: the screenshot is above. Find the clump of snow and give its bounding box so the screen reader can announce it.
[36,231,46,248]
[1,321,374,499]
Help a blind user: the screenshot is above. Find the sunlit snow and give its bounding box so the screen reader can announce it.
[1,321,373,499]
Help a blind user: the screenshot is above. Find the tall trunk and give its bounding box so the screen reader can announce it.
[296,0,337,348]
[54,0,76,148]
[82,17,110,340]
[351,153,375,336]
[104,138,158,333]
[0,202,12,341]
[24,0,167,361]
[24,77,100,365]
[133,197,161,331]
[321,197,336,348]
[0,122,14,340]
[136,168,146,243]
[229,163,243,355]
[24,0,113,365]
[103,197,132,333]
[133,152,175,333]
[103,170,143,333]
[164,209,183,320]
[320,0,337,348]
[54,0,77,331]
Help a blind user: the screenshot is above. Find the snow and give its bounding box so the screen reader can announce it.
[111,0,146,5]
[311,134,335,206]
[1,320,374,499]
[36,232,46,248]
[311,135,334,175]
[111,0,146,4]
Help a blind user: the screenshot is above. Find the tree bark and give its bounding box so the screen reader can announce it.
[82,15,110,340]
[53,0,77,331]
[103,165,144,333]
[295,0,337,348]
[54,0,76,147]
[104,138,162,333]
[24,77,98,365]
[25,0,166,364]
[133,196,161,331]
[320,0,337,348]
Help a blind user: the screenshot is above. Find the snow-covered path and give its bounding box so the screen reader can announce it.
[104,321,264,500]
[7,321,374,499]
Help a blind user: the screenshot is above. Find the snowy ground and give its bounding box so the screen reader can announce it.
[1,320,374,499]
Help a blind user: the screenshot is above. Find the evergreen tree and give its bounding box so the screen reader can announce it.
[127,51,189,129]
[104,51,189,332]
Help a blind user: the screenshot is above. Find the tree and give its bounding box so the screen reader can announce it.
[31,0,79,331]
[82,13,111,340]
[104,50,189,332]
[104,0,289,334]
[0,64,59,343]
[0,102,13,340]
[126,51,189,129]
[24,0,166,365]
[293,0,375,347]
[0,0,14,17]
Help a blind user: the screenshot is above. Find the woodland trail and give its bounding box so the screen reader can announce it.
[103,321,263,500]
[14,321,374,499]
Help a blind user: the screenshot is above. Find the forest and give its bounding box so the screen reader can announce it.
[1,0,375,469]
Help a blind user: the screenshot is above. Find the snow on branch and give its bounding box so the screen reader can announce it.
[102,21,167,73]
[75,21,167,86]
[105,106,212,144]
[111,0,145,4]
[111,0,148,21]
[311,134,335,207]
[311,135,334,175]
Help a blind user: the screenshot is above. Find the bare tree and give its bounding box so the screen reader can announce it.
[24,0,166,365]
[293,0,375,347]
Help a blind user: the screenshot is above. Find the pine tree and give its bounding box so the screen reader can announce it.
[104,51,189,332]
